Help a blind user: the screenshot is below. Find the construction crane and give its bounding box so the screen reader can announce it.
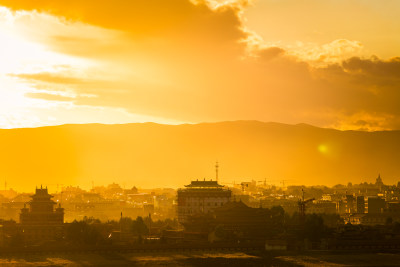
[298,189,315,224]
[257,178,267,187]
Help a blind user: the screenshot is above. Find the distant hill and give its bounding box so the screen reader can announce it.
[0,121,399,192]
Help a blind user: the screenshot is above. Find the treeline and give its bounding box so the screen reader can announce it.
[1,207,344,247]
[2,217,179,247]
[184,205,343,243]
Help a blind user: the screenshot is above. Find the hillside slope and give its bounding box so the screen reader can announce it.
[0,121,399,191]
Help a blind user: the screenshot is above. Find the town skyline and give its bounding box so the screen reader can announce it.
[0,0,399,265]
[0,174,394,194]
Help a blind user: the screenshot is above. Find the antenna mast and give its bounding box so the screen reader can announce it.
[215,161,219,182]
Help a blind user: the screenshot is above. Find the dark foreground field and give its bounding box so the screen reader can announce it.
[2,251,400,266]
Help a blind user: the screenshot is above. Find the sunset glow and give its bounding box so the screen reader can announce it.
[0,1,398,131]
[1,2,400,262]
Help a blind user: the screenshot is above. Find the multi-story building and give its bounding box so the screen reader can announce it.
[367,196,385,214]
[177,180,231,224]
[19,186,64,243]
[307,200,337,214]
[356,196,365,213]
[345,195,355,213]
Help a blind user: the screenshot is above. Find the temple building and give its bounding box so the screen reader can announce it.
[19,186,64,243]
[177,180,231,224]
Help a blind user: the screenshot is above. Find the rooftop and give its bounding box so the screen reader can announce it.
[184,180,224,188]
[30,185,53,198]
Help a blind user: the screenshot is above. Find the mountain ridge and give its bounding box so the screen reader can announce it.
[0,121,399,191]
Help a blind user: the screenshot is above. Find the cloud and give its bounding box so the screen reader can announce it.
[342,56,400,78]
[0,0,247,43]
[2,1,400,130]
[289,39,365,65]
[256,46,285,61]
[328,110,400,131]
[10,72,85,84]
[25,92,75,102]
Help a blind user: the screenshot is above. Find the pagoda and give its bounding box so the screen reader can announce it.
[19,186,64,243]
[177,179,231,224]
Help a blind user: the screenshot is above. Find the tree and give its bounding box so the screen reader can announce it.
[119,217,134,232]
[132,217,149,236]
[66,220,104,245]
[214,224,227,240]
[270,205,285,233]
[9,233,24,247]
[304,214,326,242]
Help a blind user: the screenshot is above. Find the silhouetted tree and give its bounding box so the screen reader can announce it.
[214,224,228,241]
[119,217,134,232]
[66,220,104,245]
[9,232,24,247]
[304,214,326,242]
[132,216,149,236]
[270,206,285,223]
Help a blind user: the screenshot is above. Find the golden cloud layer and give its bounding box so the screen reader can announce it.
[1,0,400,131]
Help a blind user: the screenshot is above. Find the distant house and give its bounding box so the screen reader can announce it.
[307,201,337,214]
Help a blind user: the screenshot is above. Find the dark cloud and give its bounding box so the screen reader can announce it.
[342,56,400,78]
[0,0,247,43]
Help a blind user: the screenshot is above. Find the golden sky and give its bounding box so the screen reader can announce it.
[0,0,399,130]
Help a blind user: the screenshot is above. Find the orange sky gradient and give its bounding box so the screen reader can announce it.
[0,0,399,131]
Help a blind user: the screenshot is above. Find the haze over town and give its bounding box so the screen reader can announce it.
[1,0,400,266]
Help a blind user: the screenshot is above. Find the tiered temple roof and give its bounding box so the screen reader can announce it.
[184,180,224,188]
[20,185,64,225]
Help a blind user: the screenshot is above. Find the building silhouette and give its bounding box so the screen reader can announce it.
[213,200,274,240]
[19,186,64,243]
[177,180,231,224]
[356,196,365,213]
[367,196,385,214]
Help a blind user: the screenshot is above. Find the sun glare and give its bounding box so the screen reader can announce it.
[318,144,328,154]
